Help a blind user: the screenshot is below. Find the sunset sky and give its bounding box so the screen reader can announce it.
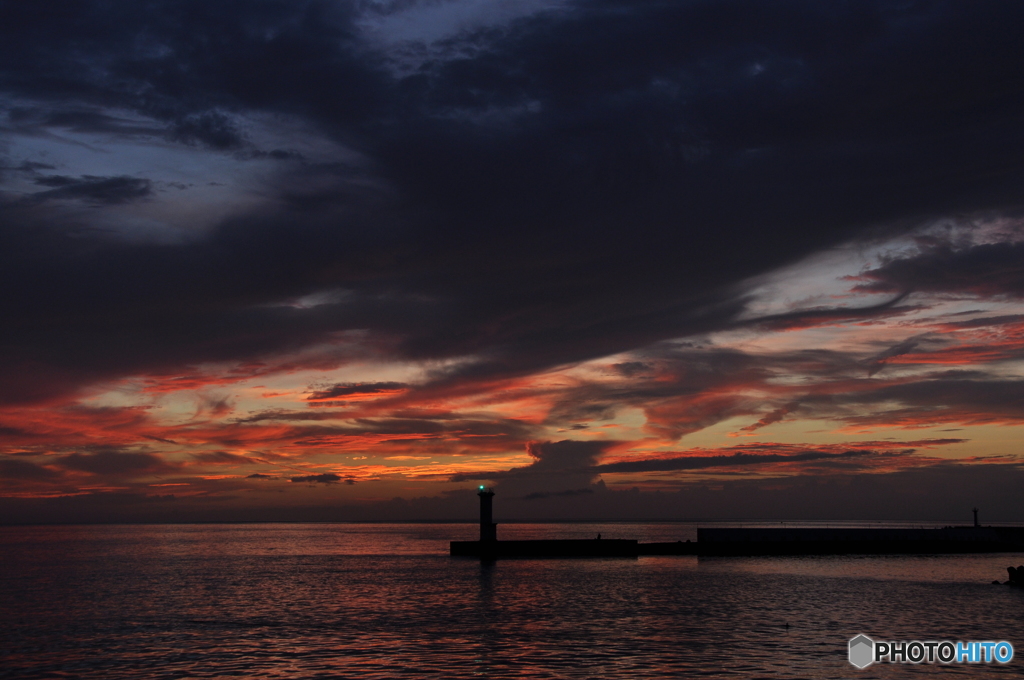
[3,0,1024,523]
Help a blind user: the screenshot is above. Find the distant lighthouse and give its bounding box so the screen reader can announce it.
[478,486,497,542]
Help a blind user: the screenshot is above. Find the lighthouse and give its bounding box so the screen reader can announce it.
[478,486,497,542]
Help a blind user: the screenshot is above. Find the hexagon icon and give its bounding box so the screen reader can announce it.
[849,634,874,669]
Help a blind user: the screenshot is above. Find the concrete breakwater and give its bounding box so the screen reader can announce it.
[696,527,1024,556]
[451,489,1024,558]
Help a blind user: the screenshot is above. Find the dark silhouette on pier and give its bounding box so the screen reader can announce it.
[1003,565,1024,586]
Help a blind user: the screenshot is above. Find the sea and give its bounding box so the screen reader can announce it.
[1,522,1022,679]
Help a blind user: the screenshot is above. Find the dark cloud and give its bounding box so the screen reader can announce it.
[814,377,1024,428]
[16,161,55,172]
[246,473,275,479]
[193,451,251,465]
[24,175,152,204]
[57,451,175,476]
[451,439,965,483]
[943,314,1024,329]
[612,362,652,378]
[289,473,342,484]
[451,439,616,495]
[239,148,304,161]
[0,1,380,128]
[0,160,56,183]
[140,434,178,445]
[537,334,1024,436]
[523,488,593,501]
[750,294,918,332]
[542,346,778,436]
[307,381,407,401]
[857,240,1024,298]
[738,402,801,433]
[594,449,887,474]
[525,440,611,470]
[0,1,1022,408]
[0,458,60,480]
[168,111,244,150]
[197,395,234,417]
[226,413,538,451]
[861,335,928,376]
[5,106,166,137]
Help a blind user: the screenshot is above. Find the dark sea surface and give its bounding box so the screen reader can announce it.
[1,522,1022,679]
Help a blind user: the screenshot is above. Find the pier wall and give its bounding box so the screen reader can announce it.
[697,527,1024,555]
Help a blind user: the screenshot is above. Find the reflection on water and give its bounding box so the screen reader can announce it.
[2,523,1022,678]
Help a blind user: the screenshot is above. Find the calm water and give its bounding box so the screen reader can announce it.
[1,523,1022,678]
